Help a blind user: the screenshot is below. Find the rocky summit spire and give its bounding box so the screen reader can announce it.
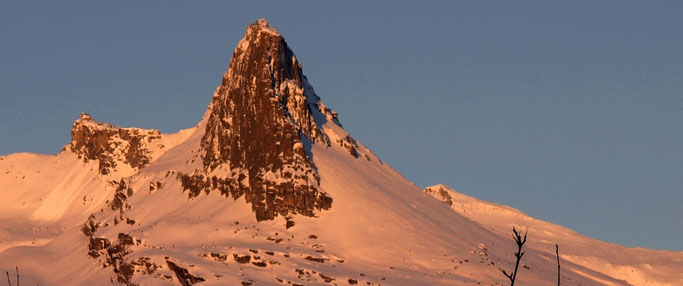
[202,18,330,169]
[189,19,333,222]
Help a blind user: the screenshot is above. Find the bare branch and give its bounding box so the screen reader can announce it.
[556,244,561,286]
[498,268,514,281]
[6,271,11,286]
[500,226,528,286]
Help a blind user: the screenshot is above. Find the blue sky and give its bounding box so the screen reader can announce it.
[1,1,681,251]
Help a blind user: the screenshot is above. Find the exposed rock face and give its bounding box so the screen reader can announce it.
[85,232,139,285]
[202,19,331,165]
[424,185,454,207]
[109,179,136,225]
[83,209,149,285]
[109,179,133,212]
[337,135,360,158]
[190,19,333,221]
[166,260,205,286]
[69,113,163,175]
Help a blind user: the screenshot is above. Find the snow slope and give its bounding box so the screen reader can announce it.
[425,184,683,285]
[1,127,642,286]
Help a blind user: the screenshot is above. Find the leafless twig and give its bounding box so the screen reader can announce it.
[498,226,527,286]
[556,244,560,286]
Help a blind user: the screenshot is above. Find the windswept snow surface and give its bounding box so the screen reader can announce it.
[425,184,683,285]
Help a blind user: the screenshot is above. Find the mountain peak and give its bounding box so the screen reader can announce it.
[177,19,372,222]
[179,20,337,222]
[247,18,279,36]
[78,112,93,122]
[202,18,330,169]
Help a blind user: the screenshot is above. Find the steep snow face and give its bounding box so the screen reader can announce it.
[424,184,683,285]
[0,152,104,225]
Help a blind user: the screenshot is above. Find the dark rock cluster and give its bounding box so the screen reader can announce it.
[337,135,360,158]
[69,113,162,175]
[424,185,454,207]
[86,232,140,285]
[177,173,246,199]
[83,210,154,285]
[166,260,205,286]
[108,179,136,225]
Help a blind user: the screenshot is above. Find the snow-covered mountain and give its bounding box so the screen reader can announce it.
[1,19,681,286]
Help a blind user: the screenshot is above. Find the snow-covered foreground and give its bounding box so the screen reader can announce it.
[1,119,681,285]
[1,19,682,285]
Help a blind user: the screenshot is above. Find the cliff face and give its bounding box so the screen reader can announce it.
[194,19,333,221]
[69,113,163,175]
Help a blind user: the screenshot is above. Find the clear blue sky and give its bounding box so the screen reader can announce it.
[1,1,681,251]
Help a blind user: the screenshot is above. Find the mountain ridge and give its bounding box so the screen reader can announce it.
[0,19,681,286]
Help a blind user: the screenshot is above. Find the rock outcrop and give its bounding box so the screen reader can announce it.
[424,185,454,206]
[68,113,163,175]
[166,260,205,286]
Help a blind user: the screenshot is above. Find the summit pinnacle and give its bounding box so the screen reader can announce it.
[189,19,335,221]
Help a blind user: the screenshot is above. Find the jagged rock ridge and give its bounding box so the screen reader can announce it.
[68,113,163,175]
